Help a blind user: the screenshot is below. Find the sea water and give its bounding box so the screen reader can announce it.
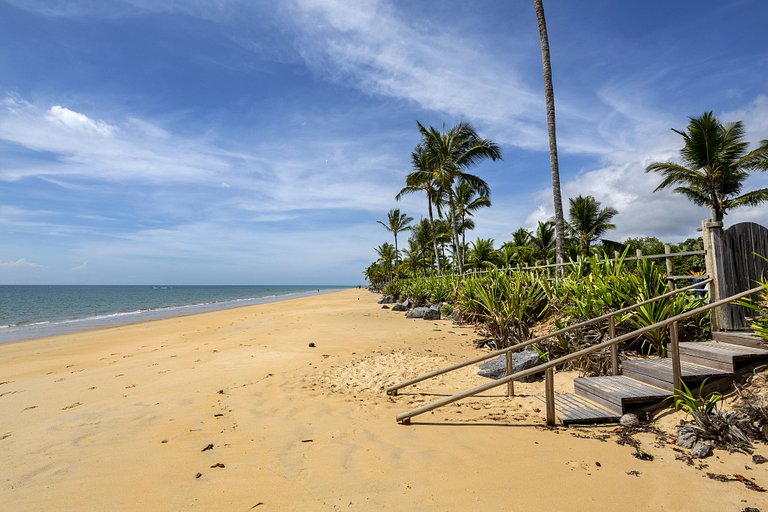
[0,285,346,344]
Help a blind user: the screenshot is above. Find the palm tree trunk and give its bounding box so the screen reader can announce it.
[448,191,463,274]
[427,195,442,274]
[534,0,566,277]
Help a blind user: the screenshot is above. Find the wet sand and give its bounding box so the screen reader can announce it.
[0,288,765,511]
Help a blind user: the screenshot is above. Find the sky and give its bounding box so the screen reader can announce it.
[1,0,767,285]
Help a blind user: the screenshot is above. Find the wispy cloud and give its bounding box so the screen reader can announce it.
[0,258,43,269]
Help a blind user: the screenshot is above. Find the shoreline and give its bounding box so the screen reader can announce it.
[0,286,349,345]
[0,288,765,511]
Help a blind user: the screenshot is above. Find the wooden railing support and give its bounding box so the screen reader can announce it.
[669,321,681,390]
[664,244,674,292]
[506,351,514,397]
[609,315,619,376]
[545,367,555,426]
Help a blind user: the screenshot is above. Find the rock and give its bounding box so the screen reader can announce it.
[391,303,408,312]
[677,428,698,449]
[378,295,396,304]
[308,342,316,348]
[477,350,541,382]
[752,454,767,465]
[620,413,640,428]
[406,307,430,319]
[691,441,712,458]
[381,305,390,309]
[402,299,412,309]
[423,305,441,320]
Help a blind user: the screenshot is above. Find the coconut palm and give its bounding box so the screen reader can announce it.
[376,208,413,261]
[455,181,492,249]
[415,121,502,273]
[465,238,498,271]
[397,145,443,273]
[567,195,618,255]
[646,112,768,222]
[533,0,566,274]
[530,220,556,263]
[374,242,398,281]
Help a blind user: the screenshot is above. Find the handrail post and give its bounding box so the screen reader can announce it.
[505,350,515,397]
[609,315,619,376]
[545,367,555,426]
[669,321,681,390]
[664,244,674,292]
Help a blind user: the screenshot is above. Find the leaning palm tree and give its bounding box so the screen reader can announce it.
[376,208,413,261]
[397,145,443,273]
[533,0,566,275]
[455,181,492,250]
[567,195,618,255]
[646,112,768,221]
[416,121,502,274]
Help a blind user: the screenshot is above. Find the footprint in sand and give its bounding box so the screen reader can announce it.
[61,402,82,410]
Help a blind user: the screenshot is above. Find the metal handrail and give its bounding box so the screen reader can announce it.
[386,277,712,396]
[395,282,761,425]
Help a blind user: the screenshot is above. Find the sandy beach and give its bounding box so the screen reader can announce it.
[1,288,766,511]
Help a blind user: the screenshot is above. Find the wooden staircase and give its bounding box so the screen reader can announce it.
[555,332,768,425]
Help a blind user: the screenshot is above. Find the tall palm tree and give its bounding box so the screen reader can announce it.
[454,181,492,250]
[533,0,566,274]
[567,195,618,255]
[397,145,443,273]
[646,112,768,221]
[415,121,502,274]
[376,208,413,261]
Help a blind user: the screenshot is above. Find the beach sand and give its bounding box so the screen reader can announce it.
[0,288,765,511]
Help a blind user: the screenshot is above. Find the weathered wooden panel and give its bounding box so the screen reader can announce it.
[720,222,768,329]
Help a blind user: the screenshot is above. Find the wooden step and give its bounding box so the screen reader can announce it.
[552,393,621,425]
[573,376,669,415]
[712,331,767,349]
[622,359,730,391]
[679,341,768,372]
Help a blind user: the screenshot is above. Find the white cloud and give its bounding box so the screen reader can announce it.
[285,0,547,149]
[46,105,116,136]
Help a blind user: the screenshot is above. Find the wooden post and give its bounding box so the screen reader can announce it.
[609,315,618,376]
[545,367,555,426]
[669,321,681,390]
[505,351,515,397]
[702,219,726,330]
[635,248,642,269]
[664,244,674,292]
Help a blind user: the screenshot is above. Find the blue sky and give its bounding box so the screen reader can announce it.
[1,0,767,285]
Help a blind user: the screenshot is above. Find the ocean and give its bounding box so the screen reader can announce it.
[0,285,347,344]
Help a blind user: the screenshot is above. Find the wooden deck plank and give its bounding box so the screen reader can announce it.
[547,394,621,425]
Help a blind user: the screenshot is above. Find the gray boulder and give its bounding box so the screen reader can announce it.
[422,305,441,320]
[691,441,712,458]
[477,350,541,382]
[620,413,640,428]
[677,427,698,449]
[378,295,396,304]
[402,298,412,309]
[406,307,430,319]
[391,303,408,312]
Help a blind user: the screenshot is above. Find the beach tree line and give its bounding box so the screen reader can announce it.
[366,112,768,287]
